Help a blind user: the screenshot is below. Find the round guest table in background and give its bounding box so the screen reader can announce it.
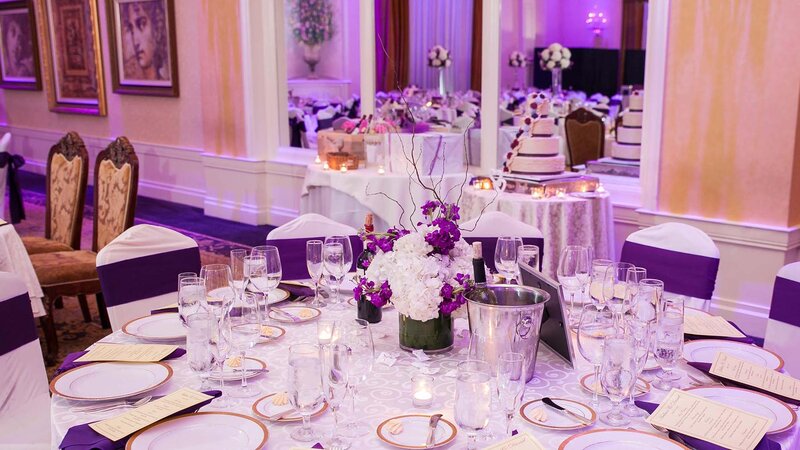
[460,189,615,277]
[0,222,45,317]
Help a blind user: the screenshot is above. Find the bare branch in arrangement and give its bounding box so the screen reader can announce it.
[365,183,407,228]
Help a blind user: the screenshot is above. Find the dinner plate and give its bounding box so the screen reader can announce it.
[559,429,689,450]
[579,373,650,398]
[376,414,457,449]
[50,362,172,401]
[520,398,596,430]
[126,412,268,450]
[682,340,784,370]
[122,313,186,342]
[258,324,286,343]
[208,357,267,381]
[347,298,394,309]
[235,285,292,304]
[268,305,321,323]
[686,386,797,434]
[251,393,328,422]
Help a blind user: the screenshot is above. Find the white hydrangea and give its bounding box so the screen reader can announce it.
[549,42,563,52]
[551,51,562,62]
[546,60,556,70]
[560,59,570,69]
[562,48,571,59]
[541,49,551,60]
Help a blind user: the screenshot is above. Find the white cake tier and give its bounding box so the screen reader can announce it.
[622,110,643,127]
[518,135,560,156]
[529,117,556,136]
[611,141,641,161]
[617,126,642,144]
[629,91,644,110]
[509,154,565,175]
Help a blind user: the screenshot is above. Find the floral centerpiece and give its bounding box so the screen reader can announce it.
[539,43,571,97]
[508,50,527,68]
[289,0,335,76]
[428,45,452,96]
[355,201,475,352]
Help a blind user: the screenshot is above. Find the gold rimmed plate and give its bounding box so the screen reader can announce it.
[683,339,784,370]
[376,414,457,449]
[268,305,321,323]
[686,386,797,434]
[122,313,186,342]
[50,362,173,402]
[251,393,328,422]
[258,324,286,343]
[520,398,596,430]
[126,412,268,450]
[559,428,690,450]
[579,373,650,398]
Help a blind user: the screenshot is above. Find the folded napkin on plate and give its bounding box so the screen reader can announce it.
[54,348,186,377]
[634,400,782,450]
[687,362,799,406]
[684,320,754,344]
[279,281,315,299]
[59,390,221,450]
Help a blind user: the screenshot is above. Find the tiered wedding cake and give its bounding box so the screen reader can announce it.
[610,90,644,161]
[503,98,565,176]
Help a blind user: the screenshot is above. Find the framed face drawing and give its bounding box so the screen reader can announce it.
[0,0,41,90]
[106,0,178,96]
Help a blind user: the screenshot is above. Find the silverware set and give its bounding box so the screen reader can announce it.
[70,395,155,414]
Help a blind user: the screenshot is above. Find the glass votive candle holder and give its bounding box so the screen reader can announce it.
[317,319,337,345]
[314,155,321,164]
[412,374,434,407]
[377,165,385,175]
[322,162,330,170]
[339,165,348,173]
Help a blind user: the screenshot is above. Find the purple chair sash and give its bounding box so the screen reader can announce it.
[769,276,800,328]
[97,247,201,308]
[265,236,363,281]
[620,241,719,300]
[0,292,36,356]
[463,237,545,273]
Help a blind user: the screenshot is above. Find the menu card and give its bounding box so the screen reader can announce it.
[710,352,800,401]
[646,389,772,450]
[684,315,745,338]
[75,343,178,363]
[89,388,212,441]
[484,432,545,450]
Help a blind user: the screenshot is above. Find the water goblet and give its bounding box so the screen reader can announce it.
[454,360,493,450]
[306,240,326,307]
[228,292,262,398]
[178,276,205,326]
[494,236,521,283]
[604,262,635,325]
[517,244,540,273]
[288,343,324,441]
[320,343,352,449]
[589,259,614,306]
[577,305,616,408]
[186,312,215,391]
[653,310,684,390]
[251,245,282,314]
[599,335,637,427]
[558,246,589,330]
[333,318,374,437]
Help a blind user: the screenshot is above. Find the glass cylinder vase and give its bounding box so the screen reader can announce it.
[438,68,446,96]
[399,313,453,353]
[550,67,563,98]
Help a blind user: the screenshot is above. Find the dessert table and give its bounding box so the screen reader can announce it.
[459,190,615,278]
[0,222,45,317]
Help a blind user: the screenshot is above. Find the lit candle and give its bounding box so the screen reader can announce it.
[556,189,566,198]
[532,188,543,199]
[323,162,330,170]
[314,155,321,164]
[481,180,492,190]
[377,165,385,175]
[317,319,336,345]
[340,165,348,173]
[412,374,434,407]
[597,183,606,193]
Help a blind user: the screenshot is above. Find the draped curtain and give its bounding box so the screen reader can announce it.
[375,0,410,92]
[619,0,648,87]
[470,0,482,91]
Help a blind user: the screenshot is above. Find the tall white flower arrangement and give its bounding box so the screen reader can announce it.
[539,43,572,71]
[427,45,452,68]
[508,50,527,68]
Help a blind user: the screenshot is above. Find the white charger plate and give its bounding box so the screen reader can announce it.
[50,362,172,401]
[520,398,596,430]
[559,429,690,450]
[208,357,267,381]
[268,305,321,323]
[376,414,457,449]
[686,386,797,434]
[683,340,784,370]
[122,313,186,342]
[579,373,650,398]
[251,393,328,422]
[126,412,268,450]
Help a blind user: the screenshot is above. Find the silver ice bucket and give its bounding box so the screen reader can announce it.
[466,284,549,382]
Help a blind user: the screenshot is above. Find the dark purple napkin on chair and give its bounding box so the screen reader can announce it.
[54,348,186,377]
[687,362,800,406]
[684,320,755,344]
[59,390,221,450]
[635,400,782,450]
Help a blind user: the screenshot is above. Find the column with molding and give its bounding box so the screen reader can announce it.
[359,0,376,116]
[479,0,501,173]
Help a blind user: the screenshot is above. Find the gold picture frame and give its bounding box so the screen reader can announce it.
[35,0,106,115]
[0,0,42,90]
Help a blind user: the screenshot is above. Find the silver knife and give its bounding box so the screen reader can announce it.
[271,308,301,322]
[542,397,592,426]
[425,414,442,448]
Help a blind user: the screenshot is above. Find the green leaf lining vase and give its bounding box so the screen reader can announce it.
[398,313,453,353]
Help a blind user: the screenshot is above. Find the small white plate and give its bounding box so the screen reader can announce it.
[520,398,596,430]
[240,284,292,304]
[258,325,286,343]
[376,414,457,449]
[50,362,172,401]
[559,429,689,450]
[683,340,784,370]
[122,313,186,342]
[686,386,797,434]
[268,305,321,323]
[208,357,267,381]
[579,373,650,398]
[126,412,268,450]
[251,393,328,422]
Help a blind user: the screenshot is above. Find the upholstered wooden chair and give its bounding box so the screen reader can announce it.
[564,108,605,168]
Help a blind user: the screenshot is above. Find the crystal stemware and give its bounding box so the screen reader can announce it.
[589,259,614,306]
[186,312,215,391]
[320,343,352,449]
[306,239,326,307]
[576,305,616,408]
[251,245,282,315]
[599,335,637,426]
[622,316,651,417]
[230,249,247,299]
[497,352,525,436]
[288,343,324,441]
[454,360,493,450]
[323,241,347,310]
[604,262,635,325]
[558,246,589,330]
[178,276,205,326]
[228,292,262,398]
[208,312,233,408]
[494,236,520,283]
[334,318,374,437]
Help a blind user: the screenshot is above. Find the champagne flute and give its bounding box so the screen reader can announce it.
[558,246,587,330]
[454,360,493,450]
[324,236,353,309]
[251,246,282,318]
[323,242,347,310]
[622,316,651,417]
[604,262,635,325]
[497,352,525,437]
[577,305,616,408]
[228,292,262,398]
[599,335,637,427]
[334,318,374,437]
[288,343,324,441]
[589,259,614,306]
[230,249,247,300]
[320,343,352,450]
[178,276,205,326]
[625,267,647,309]
[186,312,215,391]
[306,240,326,307]
[208,312,233,408]
[494,237,520,282]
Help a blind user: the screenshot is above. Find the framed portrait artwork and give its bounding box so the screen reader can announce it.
[0,0,41,90]
[106,0,178,96]
[36,0,106,115]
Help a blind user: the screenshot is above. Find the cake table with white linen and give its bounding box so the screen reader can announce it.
[0,222,45,316]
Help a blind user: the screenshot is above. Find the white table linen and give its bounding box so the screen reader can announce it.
[0,224,45,317]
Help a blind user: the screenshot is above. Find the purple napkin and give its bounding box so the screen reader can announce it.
[59,390,221,450]
[279,282,315,299]
[635,400,782,450]
[312,444,324,449]
[54,348,186,377]
[687,362,800,406]
[684,320,754,344]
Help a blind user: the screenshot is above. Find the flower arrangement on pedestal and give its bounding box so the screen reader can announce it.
[508,50,527,68]
[427,45,452,96]
[539,43,571,98]
[289,0,335,77]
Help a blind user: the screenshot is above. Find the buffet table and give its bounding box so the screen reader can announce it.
[0,222,45,317]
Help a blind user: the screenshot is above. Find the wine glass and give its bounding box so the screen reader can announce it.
[577,305,616,408]
[517,244,540,273]
[178,276,205,326]
[604,262,635,324]
[200,264,235,313]
[497,352,525,437]
[324,236,353,308]
[323,242,347,310]
[622,316,651,417]
[558,246,589,330]
[320,343,352,450]
[494,237,520,283]
[178,271,197,294]
[251,246,282,318]
[599,335,637,427]
[589,259,614,306]
[653,298,684,390]
[228,292,262,398]
[306,240,326,307]
[230,249,247,299]
[208,312,233,408]
[454,360,493,450]
[334,318,374,437]
[186,312,215,391]
[288,343,324,441]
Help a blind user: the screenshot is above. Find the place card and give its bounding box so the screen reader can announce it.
[483,432,546,450]
[684,315,745,338]
[646,389,773,450]
[710,352,800,401]
[89,388,212,442]
[75,343,178,363]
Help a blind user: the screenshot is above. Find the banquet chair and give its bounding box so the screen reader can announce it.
[0,132,9,220]
[764,262,800,375]
[620,222,720,311]
[97,225,201,331]
[460,211,545,273]
[0,272,50,450]
[266,213,362,280]
[564,107,605,168]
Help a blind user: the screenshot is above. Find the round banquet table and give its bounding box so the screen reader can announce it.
[459,189,615,278]
[0,222,45,317]
[49,303,800,449]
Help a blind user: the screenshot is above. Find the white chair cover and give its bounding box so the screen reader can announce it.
[96,225,201,331]
[267,213,357,240]
[0,132,10,220]
[460,211,544,239]
[625,222,719,258]
[765,261,800,375]
[0,271,49,450]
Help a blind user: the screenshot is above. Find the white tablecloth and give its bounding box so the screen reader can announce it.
[0,223,45,317]
[460,190,615,277]
[50,305,800,449]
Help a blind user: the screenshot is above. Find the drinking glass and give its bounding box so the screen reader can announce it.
[230,249,247,299]
[250,246,282,311]
[306,240,326,307]
[577,305,616,408]
[334,318,374,437]
[497,352,525,437]
[243,254,266,310]
[625,267,647,308]
[517,244,540,273]
[599,335,637,427]
[589,259,614,306]
[653,305,684,390]
[288,343,324,441]
[178,276,205,326]
[208,314,233,408]
[323,242,347,310]
[229,292,261,398]
[494,237,520,282]
[324,236,353,308]
[454,360,493,450]
[320,343,352,450]
[186,312,215,390]
[632,278,663,323]
[622,316,651,417]
[200,264,235,312]
[558,246,589,330]
[317,319,338,346]
[604,262,635,324]
[178,271,197,293]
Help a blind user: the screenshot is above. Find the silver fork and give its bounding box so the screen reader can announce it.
[71,396,154,414]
